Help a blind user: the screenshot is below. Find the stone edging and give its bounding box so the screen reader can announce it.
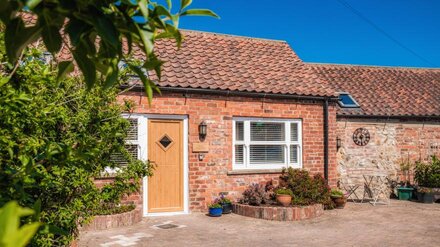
[80,207,142,231]
[232,203,324,221]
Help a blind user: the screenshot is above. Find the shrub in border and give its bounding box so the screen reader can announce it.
[0,44,152,245]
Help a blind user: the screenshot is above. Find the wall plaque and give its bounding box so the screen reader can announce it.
[193,143,209,153]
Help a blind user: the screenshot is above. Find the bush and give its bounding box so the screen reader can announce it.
[414,155,440,188]
[279,167,333,208]
[240,183,273,206]
[0,45,152,245]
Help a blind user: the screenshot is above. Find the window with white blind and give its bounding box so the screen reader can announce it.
[109,118,140,166]
[233,118,302,170]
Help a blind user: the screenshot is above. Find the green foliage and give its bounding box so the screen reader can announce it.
[274,188,293,196]
[0,0,218,100]
[414,155,440,188]
[208,203,222,209]
[279,167,333,207]
[330,189,344,198]
[93,204,135,216]
[217,195,231,205]
[214,194,231,205]
[0,201,41,247]
[100,161,153,204]
[0,44,151,245]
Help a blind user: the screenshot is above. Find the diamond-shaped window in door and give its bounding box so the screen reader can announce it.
[157,134,174,151]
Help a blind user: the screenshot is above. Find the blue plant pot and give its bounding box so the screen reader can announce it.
[208,207,223,217]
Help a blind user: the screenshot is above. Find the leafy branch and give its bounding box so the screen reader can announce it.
[0,0,218,100]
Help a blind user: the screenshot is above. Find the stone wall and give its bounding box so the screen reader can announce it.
[118,91,338,211]
[337,118,440,193]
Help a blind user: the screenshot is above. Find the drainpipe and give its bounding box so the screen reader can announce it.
[323,98,329,183]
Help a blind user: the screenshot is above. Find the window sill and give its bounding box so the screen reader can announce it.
[227,169,284,175]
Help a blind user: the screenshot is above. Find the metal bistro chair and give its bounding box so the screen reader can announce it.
[339,175,362,203]
[362,172,390,206]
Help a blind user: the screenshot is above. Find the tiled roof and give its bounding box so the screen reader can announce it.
[310,63,440,117]
[20,13,333,97]
[18,13,440,117]
[135,31,336,97]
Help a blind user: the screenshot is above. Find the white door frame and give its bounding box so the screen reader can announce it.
[123,113,189,217]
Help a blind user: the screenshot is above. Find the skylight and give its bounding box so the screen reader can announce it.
[338,93,359,108]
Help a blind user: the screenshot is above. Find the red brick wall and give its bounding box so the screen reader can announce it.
[118,91,338,211]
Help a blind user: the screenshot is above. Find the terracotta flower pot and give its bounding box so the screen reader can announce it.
[276,194,292,207]
[333,197,346,209]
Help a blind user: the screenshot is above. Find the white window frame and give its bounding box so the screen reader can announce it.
[232,117,302,170]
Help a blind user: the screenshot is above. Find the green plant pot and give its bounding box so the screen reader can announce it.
[397,187,414,200]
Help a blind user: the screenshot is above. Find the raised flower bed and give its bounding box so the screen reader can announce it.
[80,205,142,231]
[233,203,324,221]
[233,168,333,221]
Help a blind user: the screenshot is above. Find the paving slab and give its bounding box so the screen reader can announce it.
[79,200,440,247]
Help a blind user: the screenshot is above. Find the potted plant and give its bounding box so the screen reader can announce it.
[417,187,434,203]
[397,159,414,200]
[218,195,233,214]
[330,189,346,209]
[208,203,223,217]
[275,188,293,207]
[414,156,440,203]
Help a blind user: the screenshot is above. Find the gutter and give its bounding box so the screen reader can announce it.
[323,98,329,182]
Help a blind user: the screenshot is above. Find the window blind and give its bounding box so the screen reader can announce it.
[235,145,244,164]
[126,118,138,141]
[291,122,298,142]
[250,122,285,141]
[110,144,138,165]
[249,145,285,164]
[290,145,298,163]
[235,121,244,141]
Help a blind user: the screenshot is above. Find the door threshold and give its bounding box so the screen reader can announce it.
[144,211,189,217]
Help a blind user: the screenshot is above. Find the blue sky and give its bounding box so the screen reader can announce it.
[175,0,440,68]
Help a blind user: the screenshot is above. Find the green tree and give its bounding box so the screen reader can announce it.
[0,38,152,245]
[0,0,218,100]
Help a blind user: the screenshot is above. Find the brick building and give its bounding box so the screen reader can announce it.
[115,31,440,216]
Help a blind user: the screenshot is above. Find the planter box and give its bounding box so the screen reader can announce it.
[80,207,142,231]
[416,187,440,203]
[397,187,414,200]
[232,203,323,221]
[416,192,435,204]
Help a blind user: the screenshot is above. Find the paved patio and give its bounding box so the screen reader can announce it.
[79,200,440,247]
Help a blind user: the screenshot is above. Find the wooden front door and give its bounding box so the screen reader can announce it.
[148,119,184,213]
